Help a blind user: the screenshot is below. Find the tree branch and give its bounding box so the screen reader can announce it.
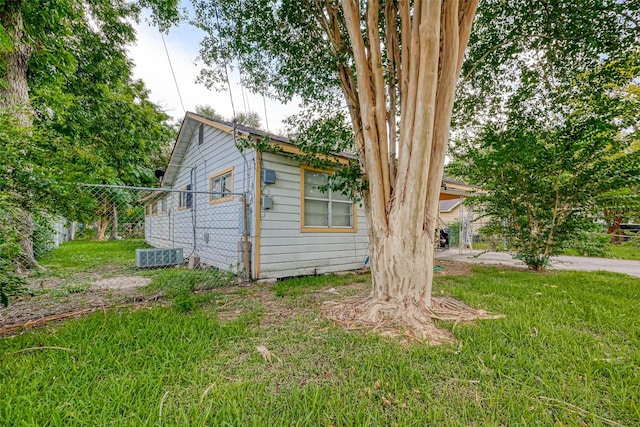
[309,1,365,165]
[342,0,388,231]
[395,0,422,205]
[367,0,391,209]
[425,0,462,232]
[456,0,479,75]
[384,0,399,192]
[403,1,441,233]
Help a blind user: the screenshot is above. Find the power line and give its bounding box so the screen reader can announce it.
[160,32,185,114]
[240,78,248,114]
[262,94,270,135]
[213,5,236,119]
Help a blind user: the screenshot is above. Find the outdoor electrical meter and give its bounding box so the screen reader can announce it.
[262,169,276,184]
[262,195,273,210]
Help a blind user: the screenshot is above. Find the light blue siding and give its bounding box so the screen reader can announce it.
[258,152,369,279]
[146,123,256,273]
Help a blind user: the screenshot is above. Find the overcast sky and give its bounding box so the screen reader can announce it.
[127,12,297,133]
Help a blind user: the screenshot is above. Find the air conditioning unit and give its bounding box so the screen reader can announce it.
[135,248,184,268]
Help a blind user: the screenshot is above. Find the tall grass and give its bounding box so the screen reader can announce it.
[2,242,639,425]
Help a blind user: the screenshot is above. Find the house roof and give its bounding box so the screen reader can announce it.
[439,199,462,212]
[160,112,480,199]
[442,176,468,186]
[161,112,355,187]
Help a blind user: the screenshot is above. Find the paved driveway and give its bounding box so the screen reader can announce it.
[436,249,640,278]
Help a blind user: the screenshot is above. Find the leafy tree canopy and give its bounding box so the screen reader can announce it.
[455,0,640,130]
[0,0,181,294]
[195,104,224,120]
[233,111,262,129]
[450,48,640,269]
[1,0,180,211]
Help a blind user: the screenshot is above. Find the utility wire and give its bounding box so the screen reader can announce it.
[160,32,185,114]
[213,5,236,119]
[240,78,248,114]
[262,94,270,135]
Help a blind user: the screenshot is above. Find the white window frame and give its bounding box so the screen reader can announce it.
[209,167,234,204]
[300,166,356,233]
[178,184,193,210]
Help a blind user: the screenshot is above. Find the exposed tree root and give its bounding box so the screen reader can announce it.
[322,296,504,345]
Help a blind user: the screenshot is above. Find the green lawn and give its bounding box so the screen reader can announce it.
[37,239,151,274]
[1,241,639,425]
[560,242,640,261]
[605,242,640,261]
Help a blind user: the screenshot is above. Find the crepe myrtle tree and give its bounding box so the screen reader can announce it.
[449,52,640,270]
[193,0,488,341]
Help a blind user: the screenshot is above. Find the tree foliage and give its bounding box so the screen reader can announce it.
[1,0,179,204]
[455,0,640,130]
[451,46,640,269]
[233,111,262,129]
[195,104,264,129]
[0,0,180,297]
[195,104,224,120]
[450,1,639,269]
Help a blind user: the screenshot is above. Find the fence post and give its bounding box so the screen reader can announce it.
[242,193,251,282]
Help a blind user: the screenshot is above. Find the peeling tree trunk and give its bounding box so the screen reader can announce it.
[0,2,31,122]
[12,209,44,273]
[110,203,119,240]
[1,2,42,272]
[369,228,434,307]
[605,210,625,243]
[96,218,109,241]
[319,0,482,340]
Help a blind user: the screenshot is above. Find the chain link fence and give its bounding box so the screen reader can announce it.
[436,202,494,253]
[8,185,251,278]
[437,202,640,255]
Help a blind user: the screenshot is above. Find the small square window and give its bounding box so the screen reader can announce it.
[209,168,234,202]
[179,184,193,209]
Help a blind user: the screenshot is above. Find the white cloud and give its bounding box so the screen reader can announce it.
[128,19,297,133]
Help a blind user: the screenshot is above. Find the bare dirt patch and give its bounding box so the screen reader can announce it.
[0,274,151,333]
[2,260,478,337]
[93,276,151,290]
[434,259,473,276]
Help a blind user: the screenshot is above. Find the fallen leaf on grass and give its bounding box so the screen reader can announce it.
[256,345,273,362]
[374,380,381,389]
[199,383,215,404]
[381,396,393,407]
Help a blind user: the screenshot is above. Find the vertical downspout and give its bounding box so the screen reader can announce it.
[232,121,252,280]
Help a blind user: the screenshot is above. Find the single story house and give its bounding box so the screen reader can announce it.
[144,112,475,280]
[437,177,480,225]
[439,198,464,225]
